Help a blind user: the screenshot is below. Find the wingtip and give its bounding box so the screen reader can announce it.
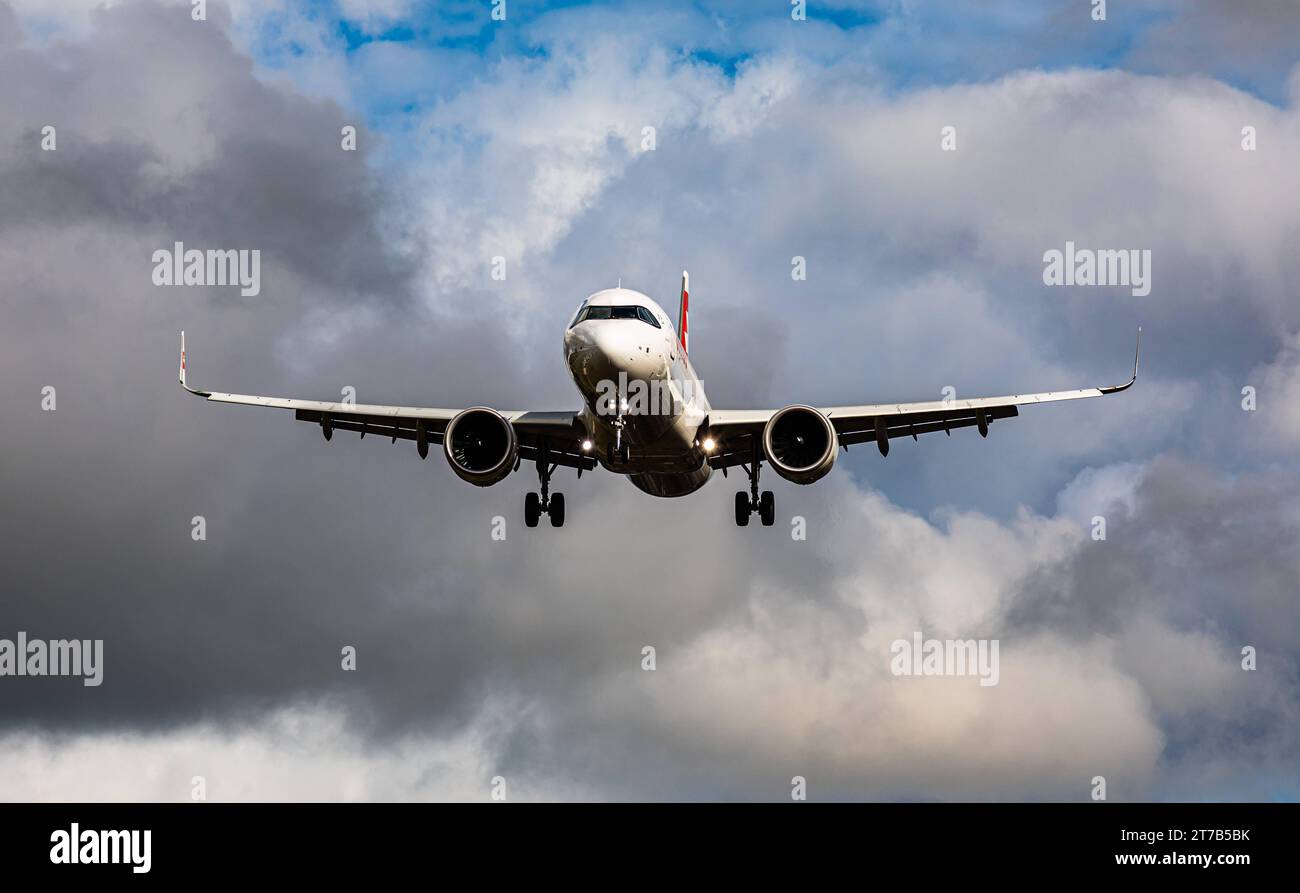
[178,330,210,397]
[1099,327,1141,394]
[1133,326,1142,381]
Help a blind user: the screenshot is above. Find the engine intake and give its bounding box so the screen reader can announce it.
[443,407,518,486]
[762,405,837,485]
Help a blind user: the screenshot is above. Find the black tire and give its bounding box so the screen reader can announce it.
[524,492,540,528]
[735,491,750,527]
[549,493,565,528]
[759,490,775,527]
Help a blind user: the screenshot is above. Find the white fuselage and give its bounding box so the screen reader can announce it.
[562,288,713,497]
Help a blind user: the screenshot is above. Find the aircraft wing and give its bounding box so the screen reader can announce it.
[178,333,596,471]
[705,329,1140,469]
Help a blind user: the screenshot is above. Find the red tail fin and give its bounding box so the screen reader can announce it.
[678,270,689,355]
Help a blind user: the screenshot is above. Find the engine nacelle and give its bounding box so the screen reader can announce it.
[443,407,518,487]
[762,405,837,485]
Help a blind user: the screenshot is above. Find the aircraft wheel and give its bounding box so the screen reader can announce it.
[759,490,775,527]
[525,492,540,528]
[735,491,751,527]
[549,493,565,528]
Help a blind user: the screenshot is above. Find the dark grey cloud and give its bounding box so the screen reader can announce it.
[1014,457,1300,646]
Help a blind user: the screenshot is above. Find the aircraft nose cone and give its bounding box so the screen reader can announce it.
[594,323,635,364]
[574,323,659,382]
[610,330,663,383]
[568,328,619,388]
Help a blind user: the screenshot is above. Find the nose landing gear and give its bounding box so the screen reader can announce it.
[735,439,775,527]
[608,412,630,465]
[525,442,565,528]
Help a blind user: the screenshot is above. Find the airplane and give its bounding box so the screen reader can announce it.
[179,272,1140,528]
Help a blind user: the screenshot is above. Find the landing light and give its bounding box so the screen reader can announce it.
[581,439,593,452]
[702,437,716,452]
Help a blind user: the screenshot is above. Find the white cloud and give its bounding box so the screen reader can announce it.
[1055,461,1148,526]
[1249,329,1300,449]
[0,701,591,802]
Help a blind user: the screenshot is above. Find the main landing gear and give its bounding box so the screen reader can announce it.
[735,440,774,527]
[525,443,565,528]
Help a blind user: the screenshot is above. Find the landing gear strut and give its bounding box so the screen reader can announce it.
[608,412,630,465]
[736,438,775,527]
[525,441,565,528]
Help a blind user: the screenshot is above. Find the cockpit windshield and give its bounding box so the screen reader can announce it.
[570,305,661,328]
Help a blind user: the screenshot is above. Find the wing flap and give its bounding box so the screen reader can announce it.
[836,405,1018,445]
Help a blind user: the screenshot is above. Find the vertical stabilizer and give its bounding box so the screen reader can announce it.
[678,270,689,355]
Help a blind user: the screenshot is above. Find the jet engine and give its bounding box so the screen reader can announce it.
[443,407,518,486]
[762,405,838,485]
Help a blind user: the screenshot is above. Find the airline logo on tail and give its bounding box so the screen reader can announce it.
[678,270,689,355]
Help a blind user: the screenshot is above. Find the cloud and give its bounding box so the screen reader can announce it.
[399,42,807,299]
[1055,460,1147,526]
[1124,0,1300,103]
[0,701,593,801]
[4,458,1294,801]
[1248,329,1300,449]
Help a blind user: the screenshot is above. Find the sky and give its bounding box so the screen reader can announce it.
[0,0,1298,801]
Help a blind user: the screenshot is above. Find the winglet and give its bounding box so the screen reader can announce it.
[179,331,210,397]
[1099,326,1141,394]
